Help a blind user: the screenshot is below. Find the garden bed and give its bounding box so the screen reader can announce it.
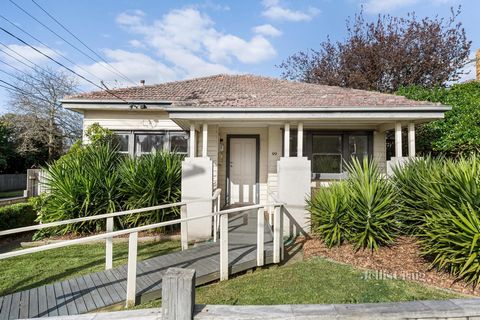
[303,236,479,297]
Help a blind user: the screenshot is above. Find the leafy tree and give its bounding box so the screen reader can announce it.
[0,120,15,173]
[279,8,471,93]
[8,67,82,161]
[397,82,480,155]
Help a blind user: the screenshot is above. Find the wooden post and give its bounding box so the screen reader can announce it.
[161,268,196,320]
[408,122,415,158]
[257,207,264,266]
[284,123,290,158]
[189,124,196,157]
[395,122,402,158]
[213,200,218,243]
[280,206,284,261]
[105,217,114,270]
[202,123,208,158]
[220,214,229,281]
[180,205,188,251]
[273,206,281,264]
[125,232,138,308]
[297,122,303,157]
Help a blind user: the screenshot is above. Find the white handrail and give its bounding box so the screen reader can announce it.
[0,203,277,260]
[0,193,222,237]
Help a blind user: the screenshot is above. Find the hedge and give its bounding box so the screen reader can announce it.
[0,203,36,231]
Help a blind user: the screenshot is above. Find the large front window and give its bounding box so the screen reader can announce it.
[286,131,373,179]
[114,131,189,156]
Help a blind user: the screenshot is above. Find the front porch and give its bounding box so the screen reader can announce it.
[179,118,419,240]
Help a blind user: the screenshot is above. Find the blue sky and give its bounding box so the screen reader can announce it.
[0,0,479,114]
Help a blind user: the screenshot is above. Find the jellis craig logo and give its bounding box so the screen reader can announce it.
[361,270,425,281]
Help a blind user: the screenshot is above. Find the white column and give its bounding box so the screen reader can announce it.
[189,124,196,157]
[408,122,415,158]
[202,123,208,158]
[284,123,290,158]
[395,122,402,158]
[297,122,303,157]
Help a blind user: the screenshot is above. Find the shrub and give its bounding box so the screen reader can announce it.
[0,202,36,231]
[36,141,183,237]
[308,158,401,251]
[420,203,480,287]
[308,182,350,247]
[346,158,401,251]
[118,151,183,227]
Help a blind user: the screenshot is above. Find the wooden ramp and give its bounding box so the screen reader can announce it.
[0,209,274,320]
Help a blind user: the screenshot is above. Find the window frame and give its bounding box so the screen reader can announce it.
[113,130,189,157]
[283,130,373,180]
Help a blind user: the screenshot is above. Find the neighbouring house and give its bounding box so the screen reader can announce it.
[61,74,450,240]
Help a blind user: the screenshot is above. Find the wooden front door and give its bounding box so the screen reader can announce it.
[228,137,258,205]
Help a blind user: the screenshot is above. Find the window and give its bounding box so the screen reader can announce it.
[312,135,343,174]
[135,133,166,155]
[284,131,373,179]
[113,131,189,156]
[169,132,188,155]
[115,134,130,154]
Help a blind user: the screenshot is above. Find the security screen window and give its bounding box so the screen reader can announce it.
[169,132,189,155]
[349,135,369,163]
[135,134,166,155]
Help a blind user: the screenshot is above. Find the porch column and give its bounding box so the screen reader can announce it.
[202,123,208,158]
[408,122,415,158]
[284,123,290,158]
[297,122,303,157]
[395,122,402,158]
[189,124,196,157]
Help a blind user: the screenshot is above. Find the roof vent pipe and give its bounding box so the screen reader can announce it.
[140,80,145,86]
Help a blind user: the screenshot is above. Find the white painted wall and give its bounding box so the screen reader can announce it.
[82,110,182,133]
[197,125,219,189]
[373,131,387,173]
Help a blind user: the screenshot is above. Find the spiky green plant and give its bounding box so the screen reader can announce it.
[37,143,123,236]
[346,158,401,251]
[118,151,183,227]
[308,182,350,247]
[420,203,480,287]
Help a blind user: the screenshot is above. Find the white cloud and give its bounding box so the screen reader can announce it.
[261,0,320,22]
[363,0,454,14]
[116,8,276,79]
[0,44,60,69]
[253,24,282,37]
[75,49,177,87]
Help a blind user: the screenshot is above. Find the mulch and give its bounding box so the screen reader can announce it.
[303,236,480,297]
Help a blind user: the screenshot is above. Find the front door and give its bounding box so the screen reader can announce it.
[228,137,258,205]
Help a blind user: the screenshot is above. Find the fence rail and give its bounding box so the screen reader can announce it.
[0,188,285,308]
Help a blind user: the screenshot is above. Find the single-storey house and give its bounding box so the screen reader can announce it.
[62,74,449,240]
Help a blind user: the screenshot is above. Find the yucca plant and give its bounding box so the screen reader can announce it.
[308,182,350,247]
[391,156,444,234]
[346,158,401,251]
[37,143,123,236]
[118,151,183,227]
[420,203,480,287]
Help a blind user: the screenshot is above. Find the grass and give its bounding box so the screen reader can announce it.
[136,257,459,308]
[0,240,180,296]
[0,190,24,199]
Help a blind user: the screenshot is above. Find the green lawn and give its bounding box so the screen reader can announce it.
[0,240,180,296]
[136,257,459,308]
[0,190,24,199]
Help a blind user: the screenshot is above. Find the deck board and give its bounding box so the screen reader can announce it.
[0,209,275,319]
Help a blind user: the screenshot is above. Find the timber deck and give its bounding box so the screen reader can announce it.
[0,209,274,319]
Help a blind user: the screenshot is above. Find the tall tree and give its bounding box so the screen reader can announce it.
[8,67,82,161]
[279,7,471,93]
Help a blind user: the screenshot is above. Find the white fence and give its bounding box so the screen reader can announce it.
[0,188,285,308]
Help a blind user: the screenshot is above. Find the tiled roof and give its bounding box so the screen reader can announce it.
[64,74,438,107]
